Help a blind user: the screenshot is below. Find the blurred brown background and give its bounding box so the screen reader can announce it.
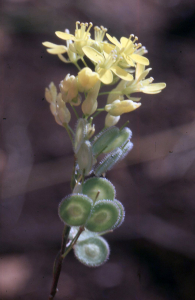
[1,0,195,299]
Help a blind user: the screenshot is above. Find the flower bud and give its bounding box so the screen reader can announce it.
[78,67,100,92]
[45,82,57,104]
[105,99,141,116]
[105,113,120,127]
[82,81,100,116]
[77,140,93,175]
[60,74,80,106]
[85,123,95,139]
[55,93,71,124]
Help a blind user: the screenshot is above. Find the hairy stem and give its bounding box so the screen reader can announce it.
[49,225,71,300]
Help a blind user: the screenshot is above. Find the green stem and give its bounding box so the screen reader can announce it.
[81,57,88,68]
[74,62,81,70]
[49,225,71,300]
[96,108,105,112]
[64,123,73,144]
[120,120,129,131]
[92,111,102,119]
[98,91,122,96]
[62,226,85,258]
[71,105,79,119]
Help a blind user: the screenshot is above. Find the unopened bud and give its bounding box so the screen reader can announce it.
[105,100,141,116]
[60,74,79,105]
[82,81,100,116]
[78,67,100,92]
[105,113,120,127]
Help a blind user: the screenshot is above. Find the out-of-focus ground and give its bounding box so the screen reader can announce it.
[1,0,195,299]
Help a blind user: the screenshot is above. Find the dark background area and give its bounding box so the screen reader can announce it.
[1,0,195,299]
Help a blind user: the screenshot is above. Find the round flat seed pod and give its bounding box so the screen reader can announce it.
[74,118,87,153]
[74,236,110,267]
[82,177,115,203]
[94,148,122,177]
[77,140,93,175]
[112,199,125,229]
[92,126,119,156]
[69,227,98,242]
[86,200,120,232]
[58,194,93,226]
[103,127,132,153]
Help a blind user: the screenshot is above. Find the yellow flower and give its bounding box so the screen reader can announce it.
[77,67,100,92]
[43,29,79,64]
[106,33,149,67]
[82,81,101,116]
[82,46,133,84]
[105,99,141,116]
[55,21,93,57]
[90,26,108,52]
[122,64,166,96]
[42,42,67,55]
[59,74,81,106]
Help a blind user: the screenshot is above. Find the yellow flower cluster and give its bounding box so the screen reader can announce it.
[43,21,166,127]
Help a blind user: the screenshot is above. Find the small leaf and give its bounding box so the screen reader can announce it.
[85,200,120,232]
[82,177,116,203]
[58,194,93,226]
[74,236,110,267]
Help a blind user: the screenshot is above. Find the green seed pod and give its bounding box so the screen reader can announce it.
[85,200,120,233]
[92,126,119,156]
[58,194,93,226]
[69,226,98,242]
[82,177,116,203]
[103,127,132,153]
[77,141,93,175]
[112,199,125,229]
[72,182,82,194]
[119,140,133,161]
[94,148,122,177]
[74,236,110,267]
[74,118,87,153]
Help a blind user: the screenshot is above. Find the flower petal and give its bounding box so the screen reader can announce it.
[141,83,166,93]
[137,68,152,82]
[47,46,67,54]
[42,42,63,48]
[130,54,149,66]
[111,65,133,81]
[106,34,121,48]
[55,31,75,40]
[103,43,115,54]
[123,54,135,67]
[120,37,133,48]
[97,68,113,84]
[83,46,104,64]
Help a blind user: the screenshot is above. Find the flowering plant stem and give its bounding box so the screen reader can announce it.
[49,225,70,300]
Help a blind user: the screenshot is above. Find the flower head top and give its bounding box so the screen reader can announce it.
[55,22,93,57]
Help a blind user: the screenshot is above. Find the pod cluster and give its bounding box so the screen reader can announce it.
[58,177,125,266]
[74,118,133,176]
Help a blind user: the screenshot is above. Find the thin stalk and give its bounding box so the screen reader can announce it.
[98,91,122,96]
[64,123,73,144]
[62,226,85,258]
[49,225,71,300]
[71,105,79,119]
[81,57,88,68]
[74,62,81,70]
[92,111,102,119]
